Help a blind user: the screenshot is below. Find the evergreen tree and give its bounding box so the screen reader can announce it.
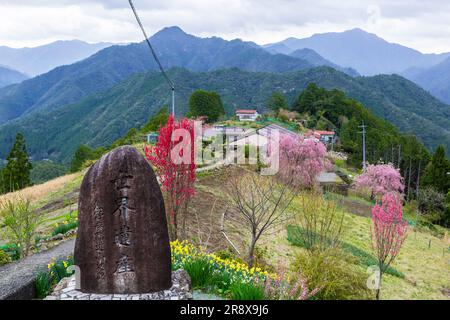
[69,145,97,173]
[291,83,325,114]
[1,133,32,192]
[444,191,450,227]
[267,91,288,113]
[140,107,169,133]
[422,145,450,193]
[188,90,225,123]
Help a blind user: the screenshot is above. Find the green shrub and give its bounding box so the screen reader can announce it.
[0,249,11,266]
[1,198,41,257]
[417,187,446,224]
[49,258,74,283]
[291,248,371,300]
[292,192,344,253]
[0,243,20,261]
[229,281,265,300]
[35,271,52,299]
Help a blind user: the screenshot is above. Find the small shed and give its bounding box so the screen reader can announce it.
[316,171,349,195]
[235,109,259,122]
[146,132,159,144]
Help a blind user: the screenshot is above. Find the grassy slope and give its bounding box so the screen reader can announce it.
[0,171,84,244]
[263,200,450,300]
[1,163,448,300]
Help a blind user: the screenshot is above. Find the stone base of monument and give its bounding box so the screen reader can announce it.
[45,269,193,300]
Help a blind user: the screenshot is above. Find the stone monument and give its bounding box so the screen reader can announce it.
[74,146,172,294]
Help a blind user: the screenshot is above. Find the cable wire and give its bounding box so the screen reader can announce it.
[128,0,176,115]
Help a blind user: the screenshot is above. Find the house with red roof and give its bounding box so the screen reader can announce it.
[305,130,336,144]
[235,109,259,122]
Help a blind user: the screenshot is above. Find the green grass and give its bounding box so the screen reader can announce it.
[51,221,78,237]
[262,191,450,300]
[229,281,266,300]
[286,225,404,278]
[35,271,52,299]
[325,192,375,207]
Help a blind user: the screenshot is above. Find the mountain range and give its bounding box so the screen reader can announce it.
[0,40,113,76]
[402,56,450,104]
[0,26,449,164]
[0,66,28,88]
[264,28,450,76]
[0,26,340,125]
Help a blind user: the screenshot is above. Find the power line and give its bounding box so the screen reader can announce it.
[128,0,176,116]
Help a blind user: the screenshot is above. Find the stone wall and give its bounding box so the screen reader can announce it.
[45,269,193,300]
[0,239,75,300]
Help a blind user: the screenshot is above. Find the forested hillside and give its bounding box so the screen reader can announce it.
[404,56,450,104]
[0,67,448,164]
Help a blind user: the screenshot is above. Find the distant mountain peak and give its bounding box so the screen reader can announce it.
[153,26,188,37]
[343,28,381,39]
[0,40,114,76]
[263,27,443,76]
[346,27,368,33]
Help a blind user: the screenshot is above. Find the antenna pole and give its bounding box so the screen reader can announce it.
[172,88,175,116]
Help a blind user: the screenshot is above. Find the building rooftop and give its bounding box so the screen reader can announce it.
[235,109,257,114]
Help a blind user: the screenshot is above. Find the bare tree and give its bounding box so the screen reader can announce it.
[225,170,296,268]
[291,191,344,253]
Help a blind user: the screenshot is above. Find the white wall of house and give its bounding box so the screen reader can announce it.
[236,112,258,121]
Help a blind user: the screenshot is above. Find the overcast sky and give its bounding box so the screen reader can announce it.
[1,0,449,53]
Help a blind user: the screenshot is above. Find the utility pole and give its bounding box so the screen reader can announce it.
[172,88,175,116]
[359,122,367,171]
[397,144,401,169]
[415,160,421,231]
[407,157,412,201]
[415,160,421,198]
[391,145,394,165]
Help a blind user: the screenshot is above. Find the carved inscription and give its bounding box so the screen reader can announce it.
[112,169,135,275]
[93,204,106,280]
[115,254,134,274]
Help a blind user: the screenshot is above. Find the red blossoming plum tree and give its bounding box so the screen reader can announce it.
[145,114,196,240]
[371,193,408,299]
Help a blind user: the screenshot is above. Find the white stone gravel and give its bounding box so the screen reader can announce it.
[45,269,193,300]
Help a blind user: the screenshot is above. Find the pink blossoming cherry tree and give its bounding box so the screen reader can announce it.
[278,134,330,189]
[353,163,405,200]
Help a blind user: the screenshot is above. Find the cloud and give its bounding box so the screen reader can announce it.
[0,0,449,53]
